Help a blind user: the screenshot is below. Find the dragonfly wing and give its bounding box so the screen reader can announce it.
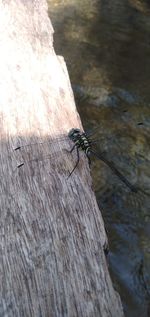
[91,149,138,192]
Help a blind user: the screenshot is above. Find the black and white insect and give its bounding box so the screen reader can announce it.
[14,127,137,193]
[68,128,137,192]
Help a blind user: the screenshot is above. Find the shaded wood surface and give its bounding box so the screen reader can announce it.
[0,0,124,316]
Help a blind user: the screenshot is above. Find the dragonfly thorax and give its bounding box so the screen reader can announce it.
[68,128,91,153]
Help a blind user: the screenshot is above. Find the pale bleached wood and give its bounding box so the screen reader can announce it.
[0,0,124,316]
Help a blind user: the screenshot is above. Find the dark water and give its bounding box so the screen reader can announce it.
[49,1,150,316]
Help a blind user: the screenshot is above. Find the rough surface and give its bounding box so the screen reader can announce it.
[0,0,124,316]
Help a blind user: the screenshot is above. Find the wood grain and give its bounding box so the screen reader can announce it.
[0,0,124,316]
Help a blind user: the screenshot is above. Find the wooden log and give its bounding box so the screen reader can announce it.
[0,0,124,316]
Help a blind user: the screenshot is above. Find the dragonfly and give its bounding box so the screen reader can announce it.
[14,127,138,193]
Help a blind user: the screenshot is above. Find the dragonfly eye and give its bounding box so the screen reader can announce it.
[68,128,81,140]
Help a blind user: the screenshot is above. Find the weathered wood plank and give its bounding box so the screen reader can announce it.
[0,0,124,316]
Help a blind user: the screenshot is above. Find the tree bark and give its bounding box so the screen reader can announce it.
[0,0,124,316]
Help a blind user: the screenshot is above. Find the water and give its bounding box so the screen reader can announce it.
[48,1,150,316]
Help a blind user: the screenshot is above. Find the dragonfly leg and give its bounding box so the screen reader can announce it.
[68,146,80,178]
[86,152,91,166]
[69,144,76,153]
[64,143,76,154]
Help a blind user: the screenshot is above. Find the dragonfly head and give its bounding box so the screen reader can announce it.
[68,128,82,142]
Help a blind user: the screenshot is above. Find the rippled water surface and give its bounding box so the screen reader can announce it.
[48,1,150,316]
